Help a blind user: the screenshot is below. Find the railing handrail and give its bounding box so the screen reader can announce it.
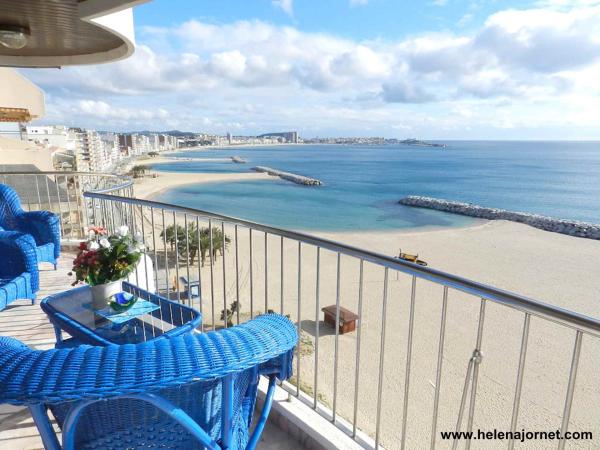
[83,190,600,337]
[0,171,134,194]
[0,171,127,177]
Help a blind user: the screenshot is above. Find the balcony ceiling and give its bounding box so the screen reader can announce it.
[0,0,148,67]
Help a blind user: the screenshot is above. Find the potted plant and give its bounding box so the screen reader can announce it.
[70,225,144,310]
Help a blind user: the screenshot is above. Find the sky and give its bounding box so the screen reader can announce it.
[21,0,600,139]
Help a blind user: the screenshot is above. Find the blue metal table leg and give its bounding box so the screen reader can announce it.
[246,376,277,450]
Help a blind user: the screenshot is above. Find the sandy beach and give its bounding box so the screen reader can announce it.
[133,171,600,449]
[133,156,273,198]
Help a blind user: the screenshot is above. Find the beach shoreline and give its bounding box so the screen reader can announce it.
[133,169,273,199]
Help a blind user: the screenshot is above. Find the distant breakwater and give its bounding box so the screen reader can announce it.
[253,166,322,186]
[399,196,600,240]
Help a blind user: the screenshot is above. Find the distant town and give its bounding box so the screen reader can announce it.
[14,124,442,173]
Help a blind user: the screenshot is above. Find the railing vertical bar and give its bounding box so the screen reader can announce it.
[280,236,284,315]
[452,362,474,450]
[173,212,181,305]
[465,299,487,450]
[44,175,52,216]
[209,219,215,327]
[234,225,240,325]
[184,214,192,307]
[127,191,135,233]
[221,221,227,328]
[558,331,583,450]
[54,175,64,238]
[401,276,418,450]
[313,247,321,410]
[91,197,97,229]
[34,175,42,210]
[129,202,139,288]
[352,259,365,437]
[100,199,108,230]
[140,205,150,294]
[81,177,90,231]
[150,207,159,294]
[161,210,170,300]
[332,252,342,421]
[23,174,31,211]
[375,268,390,450]
[249,228,254,319]
[507,314,531,450]
[64,175,74,239]
[430,286,449,450]
[109,198,117,234]
[73,176,84,238]
[296,241,302,397]
[264,231,269,313]
[196,216,204,331]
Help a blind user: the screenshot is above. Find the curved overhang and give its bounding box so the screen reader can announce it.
[0,0,149,68]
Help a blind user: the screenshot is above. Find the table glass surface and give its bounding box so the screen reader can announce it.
[46,286,198,344]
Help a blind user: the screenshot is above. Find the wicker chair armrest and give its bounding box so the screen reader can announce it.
[0,314,297,406]
[0,231,39,291]
[15,210,60,247]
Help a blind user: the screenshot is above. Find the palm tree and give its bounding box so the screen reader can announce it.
[162,224,230,266]
[160,224,186,251]
[130,165,146,178]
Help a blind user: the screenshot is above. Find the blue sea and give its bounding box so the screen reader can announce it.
[152,142,600,232]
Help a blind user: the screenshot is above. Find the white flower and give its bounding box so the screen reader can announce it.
[134,231,143,242]
[87,241,100,251]
[117,225,129,237]
[99,238,111,249]
[127,245,140,254]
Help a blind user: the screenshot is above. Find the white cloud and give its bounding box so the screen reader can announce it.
[272,0,293,16]
[350,0,370,6]
[22,4,600,138]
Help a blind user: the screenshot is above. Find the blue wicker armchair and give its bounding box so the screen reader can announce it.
[0,314,297,450]
[0,184,61,269]
[0,230,39,310]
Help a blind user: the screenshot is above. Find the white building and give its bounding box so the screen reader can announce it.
[26,125,71,148]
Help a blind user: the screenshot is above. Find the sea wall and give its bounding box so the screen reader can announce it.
[253,166,322,186]
[399,196,600,240]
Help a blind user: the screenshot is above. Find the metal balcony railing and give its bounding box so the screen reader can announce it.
[3,172,600,449]
[0,171,133,239]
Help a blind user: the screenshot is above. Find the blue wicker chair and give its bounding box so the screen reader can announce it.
[0,314,297,450]
[0,230,39,310]
[0,184,61,269]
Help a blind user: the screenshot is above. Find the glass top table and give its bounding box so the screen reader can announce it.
[40,281,202,347]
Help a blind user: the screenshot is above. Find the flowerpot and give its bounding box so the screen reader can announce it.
[90,280,123,311]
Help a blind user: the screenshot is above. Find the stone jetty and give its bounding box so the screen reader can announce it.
[252,166,322,186]
[399,196,600,240]
[231,156,247,164]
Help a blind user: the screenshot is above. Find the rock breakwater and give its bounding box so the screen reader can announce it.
[399,196,600,240]
[252,166,322,186]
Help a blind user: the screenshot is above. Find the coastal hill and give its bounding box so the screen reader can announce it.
[399,138,446,148]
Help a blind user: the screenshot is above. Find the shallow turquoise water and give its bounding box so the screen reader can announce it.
[152,142,600,231]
